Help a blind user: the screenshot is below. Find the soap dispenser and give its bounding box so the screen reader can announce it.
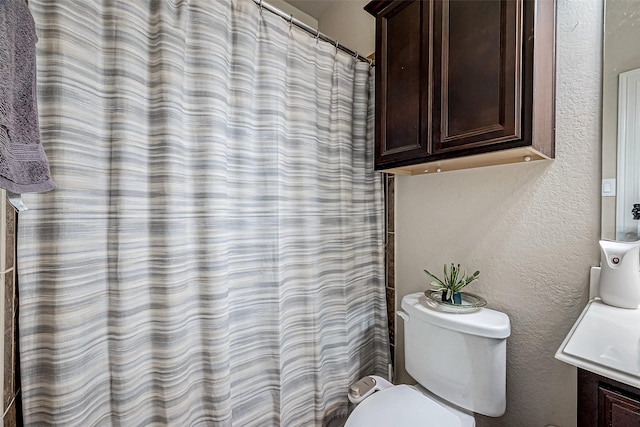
[599,240,640,309]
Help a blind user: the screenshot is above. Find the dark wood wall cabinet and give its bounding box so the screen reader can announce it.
[578,369,640,427]
[364,0,556,175]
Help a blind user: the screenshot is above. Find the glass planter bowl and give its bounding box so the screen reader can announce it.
[423,290,487,313]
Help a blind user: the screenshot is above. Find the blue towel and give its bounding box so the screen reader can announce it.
[0,0,54,193]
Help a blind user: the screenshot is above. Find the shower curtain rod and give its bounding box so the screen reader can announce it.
[254,0,374,65]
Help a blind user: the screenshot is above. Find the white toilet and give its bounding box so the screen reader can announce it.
[345,292,511,426]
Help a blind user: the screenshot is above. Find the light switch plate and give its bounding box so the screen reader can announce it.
[602,178,616,196]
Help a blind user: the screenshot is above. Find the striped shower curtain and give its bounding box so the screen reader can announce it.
[17,0,389,425]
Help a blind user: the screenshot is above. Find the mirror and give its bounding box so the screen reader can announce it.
[615,68,640,240]
[602,0,640,240]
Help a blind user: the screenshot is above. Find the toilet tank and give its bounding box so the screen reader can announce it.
[400,292,511,417]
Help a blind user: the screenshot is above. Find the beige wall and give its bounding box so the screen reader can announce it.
[266,0,318,28]
[319,0,604,426]
[601,0,640,240]
[317,1,375,57]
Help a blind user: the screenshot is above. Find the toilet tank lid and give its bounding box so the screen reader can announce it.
[401,292,511,339]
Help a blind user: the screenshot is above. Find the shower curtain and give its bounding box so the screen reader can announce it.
[17,0,389,425]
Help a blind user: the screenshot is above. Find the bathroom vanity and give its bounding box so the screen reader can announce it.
[578,369,640,427]
[556,297,640,426]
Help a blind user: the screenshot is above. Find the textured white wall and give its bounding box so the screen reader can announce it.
[395,1,603,426]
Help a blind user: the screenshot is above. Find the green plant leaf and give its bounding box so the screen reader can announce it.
[424,269,446,288]
[424,263,480,293]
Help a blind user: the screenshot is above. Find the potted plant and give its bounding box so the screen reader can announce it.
[424,263,480,305]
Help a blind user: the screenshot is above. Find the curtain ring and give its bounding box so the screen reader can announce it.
[335,40,339,50]
[289,13,293,29]
[258,0,263,14]
[368,56,374,67]
[315,29,320,41]
[354,51,359,63]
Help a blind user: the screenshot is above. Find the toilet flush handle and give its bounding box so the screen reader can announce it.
[397,311,409,323]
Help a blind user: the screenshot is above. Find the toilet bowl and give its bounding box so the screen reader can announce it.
[345,292,510,426]
[345,383,474,427]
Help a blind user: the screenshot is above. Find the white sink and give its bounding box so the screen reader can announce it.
[555,299,640,388]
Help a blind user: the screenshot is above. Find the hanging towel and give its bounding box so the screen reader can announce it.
[0,0,55,194]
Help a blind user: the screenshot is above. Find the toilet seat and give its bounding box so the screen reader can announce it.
[344,385,475,427]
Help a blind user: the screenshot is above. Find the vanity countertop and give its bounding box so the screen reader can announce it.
[556,299,640,389]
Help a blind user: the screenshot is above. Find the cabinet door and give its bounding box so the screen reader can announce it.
[578,369,640,427]
[599,387,640,427]
[373,0,431,168]
[432,0,526,154]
